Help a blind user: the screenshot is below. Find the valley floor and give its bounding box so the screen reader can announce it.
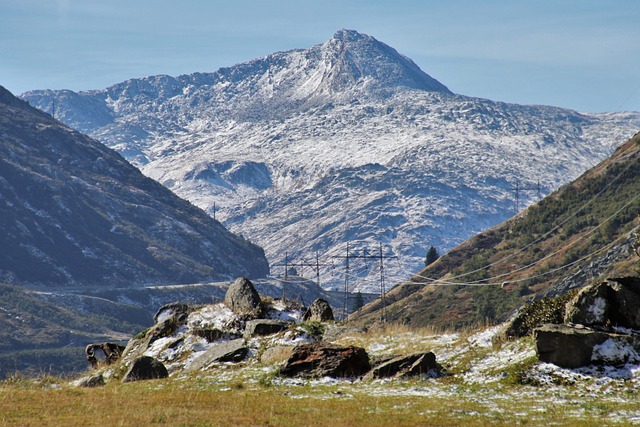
[2,326,640,426]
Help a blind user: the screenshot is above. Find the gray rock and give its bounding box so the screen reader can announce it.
[123,356,168,382]
[535,324,608,368]
[187,338,248,371]
[322,324,368,342]
[193,328,226,342]
[244,319,290,338]
[154,302,191,324]
[73,374,105,388]
[363,352,444,381]
[279,343,370,378]
[564,281,612,326]
[259,345,295,365]
[302,298,334,322]
[225,278,263,317]
[564,277,640,330]
[534,323,640,368]
[608,277,640,330]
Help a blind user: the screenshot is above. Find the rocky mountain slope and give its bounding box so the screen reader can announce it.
[21,29,640,292]
[353,131,640,328]
[0,85,268,288]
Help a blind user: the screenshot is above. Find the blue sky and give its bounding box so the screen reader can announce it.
[1,0,639,113]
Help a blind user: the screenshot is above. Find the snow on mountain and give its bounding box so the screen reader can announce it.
[21,29,640,292]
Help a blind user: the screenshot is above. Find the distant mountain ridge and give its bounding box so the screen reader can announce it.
[0,85,268,288]
[21,30,640,292]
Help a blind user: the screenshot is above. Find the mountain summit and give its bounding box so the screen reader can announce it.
[309,29,451,96]
[20,31,640,292]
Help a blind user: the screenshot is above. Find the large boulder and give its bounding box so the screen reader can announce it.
[225,278,263,318]
[608,277,640,329]
[302,298,334,322]
[565,277,640,329]
[279,343,370,378]
[534,324,640,368]
[123,356,168,382]
[363,352,444,381]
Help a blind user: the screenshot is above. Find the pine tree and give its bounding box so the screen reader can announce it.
[425,245,440,267]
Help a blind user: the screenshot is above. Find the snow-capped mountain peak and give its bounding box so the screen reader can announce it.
[20,30,640,292]
[318,29,452,95]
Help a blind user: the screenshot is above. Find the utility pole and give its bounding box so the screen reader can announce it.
[379,242,387,323]
[344,242,350,321]
[511,179,544,214]
[332,242,397,322]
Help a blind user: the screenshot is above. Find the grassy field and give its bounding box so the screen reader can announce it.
[2,324,640,426]
[3,322,640,427]
[2,373,637,427]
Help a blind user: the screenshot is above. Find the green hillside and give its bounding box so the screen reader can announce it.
[353,131,640,329]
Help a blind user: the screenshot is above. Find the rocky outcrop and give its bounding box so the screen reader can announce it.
[225,278,263,318]
[279,343,370,378]
[533,277,640,368]
[73,373,106,388]
[363,352,444,381]
[123,356,169,382]
[302,298,334,322]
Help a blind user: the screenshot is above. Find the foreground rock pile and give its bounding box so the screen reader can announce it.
[75,278,445,387]
[497,277,640,369]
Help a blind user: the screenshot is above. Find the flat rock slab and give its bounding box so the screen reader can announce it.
[244,319,290,338]
[363,351,442,381]
[188,338,248,372]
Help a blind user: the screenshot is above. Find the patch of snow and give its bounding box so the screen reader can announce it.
[592,338,640,365]
[187,303,241,331]
[588,297,607,322]
[270,329,315,346]
[467,327,500,348]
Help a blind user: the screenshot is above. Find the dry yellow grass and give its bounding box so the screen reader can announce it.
[0,373,633,427]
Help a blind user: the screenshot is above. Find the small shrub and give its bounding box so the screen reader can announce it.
[299,321,325,340]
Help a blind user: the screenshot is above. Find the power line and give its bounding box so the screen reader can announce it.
[413,187,640,287]
[426,155,640,285]
[332,242,397,322]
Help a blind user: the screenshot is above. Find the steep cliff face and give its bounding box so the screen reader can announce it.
[0,85,269,288]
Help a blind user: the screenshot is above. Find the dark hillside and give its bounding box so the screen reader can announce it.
[353,131,640,329]
[0,85,268,288]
